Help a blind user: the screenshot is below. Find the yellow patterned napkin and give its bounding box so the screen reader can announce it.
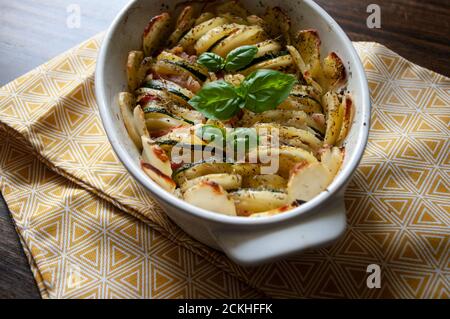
[0,35,448,299]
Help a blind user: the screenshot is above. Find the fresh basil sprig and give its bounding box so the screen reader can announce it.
[188,69,297,120]
[197,53,224,73]
[197,45,258,73]
[188,80,244,120]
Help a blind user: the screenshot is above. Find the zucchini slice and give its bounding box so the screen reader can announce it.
[167,6,195,48]
[323,92,344,145]
[156,51,208,82]
[179,17,229,49]
[287,162,330,202]
[145,116,191,132]
[337,95,354,144]
[119,92,141,149]
[194,23,245,54]
[183,181,237,216]
[143,107,194,125]
[211,25,266,57]
[240,54,293,75]
[143,13,172,57]
[143,79,194,101]
[231,189,289,215]
[180,173,242,192]
[320,146,345,183]
[127,51,144,91]
[173,161,233,185]
[136,87,190,107]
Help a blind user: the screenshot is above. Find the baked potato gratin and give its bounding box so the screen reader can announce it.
[119,0,354,218]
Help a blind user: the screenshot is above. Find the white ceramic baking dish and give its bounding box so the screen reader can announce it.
[96,0,371,266]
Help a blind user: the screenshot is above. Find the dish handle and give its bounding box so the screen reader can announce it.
[212,195,347,266]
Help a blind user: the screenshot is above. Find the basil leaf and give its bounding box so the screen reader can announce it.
[188,81,242,120]
[240,69,297,113]
[224,45,258,72]
[197,52,225,72]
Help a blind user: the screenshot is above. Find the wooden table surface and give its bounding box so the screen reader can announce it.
[0,0,449,299]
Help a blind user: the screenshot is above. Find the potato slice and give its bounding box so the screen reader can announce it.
[212,25,266,57]
[247,146,318,178]
[255,123,323,152]
[323,92,344,145]
[241,54,293,75]
[211,0,249,18]
[142,162,176,193]
[195,23,244,54]
[294,30,321,78]
[180,173,242,192]
[287,162,331,202]
[145,116,190,132]
[142,136,172,177]
[231,189,289,215]
[249,204,297,218]
[141,136,176,193]
[179,17,229,49]
[254,40,282,58]
[286,45,322,93]
[279,96,322,114]
[184,181,237,216]
[240,109,325,134]
[322,52,346,88]
[263,7,291,45]
[218,13,249,25]
[168,6,196,47]
[195,12,215,25]
[133,105,149,138]
[242,174,287,191]
[337,95,354,144]
[174,162,233,185]
[231,163,261,177]
[119,92,141,149]
[127,51,144,91]
[143,13,172,57]
[246,15,267,29]
[320,146,345,183]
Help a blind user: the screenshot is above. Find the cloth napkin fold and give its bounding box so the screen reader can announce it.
[0,35,448,299]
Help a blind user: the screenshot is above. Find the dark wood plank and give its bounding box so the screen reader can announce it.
[0,0,448,299]
[0,0,129,299]
[0,194,41,299]
[315,0,450,76]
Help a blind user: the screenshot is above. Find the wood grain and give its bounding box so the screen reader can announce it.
[315,0,450,76]
[0,0,449,299]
